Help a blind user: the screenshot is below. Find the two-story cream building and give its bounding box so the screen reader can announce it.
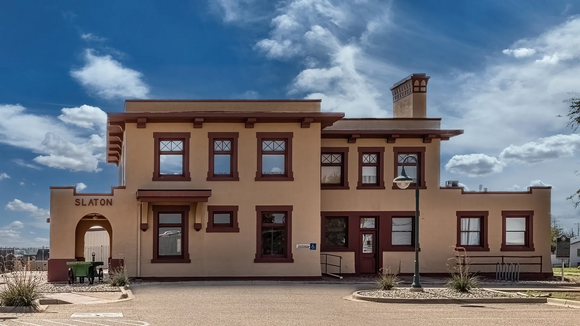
[47,74,552,282]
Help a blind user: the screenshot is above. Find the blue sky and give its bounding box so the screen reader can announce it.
[1,0,580,246]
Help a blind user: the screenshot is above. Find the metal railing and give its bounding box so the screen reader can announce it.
[320,253,343,279]
[456,255,543,273]
[496,263,520,281]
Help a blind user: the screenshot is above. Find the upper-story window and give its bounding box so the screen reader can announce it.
[393,147,426,189]
[321,147,349,189]
[153,132,191,181]
[256,132,294,181]
[208,132,239,181]
[357,147,385,189]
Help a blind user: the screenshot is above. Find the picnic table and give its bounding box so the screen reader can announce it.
[66,261,104,284]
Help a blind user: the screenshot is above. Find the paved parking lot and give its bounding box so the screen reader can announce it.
[1,283,579,326]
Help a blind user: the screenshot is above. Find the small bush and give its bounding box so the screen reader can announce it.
[376,267,400,290]
[0,270,42,308]
[446,247,479,293]
[109,266,129,287]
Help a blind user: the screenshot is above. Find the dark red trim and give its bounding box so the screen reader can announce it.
[382,211,416,252]
[255,132,294,181]
[138,276,323,282]
[255,205,294,263]
[501,211,535,251]
[48,259,72,283]
[321,147,349,190]
[152,205,191,263]
[152,132,191,181]
[320,214,351,251]
[455,211,490,251]
[392,147,426,190]
[207,132,239,181]
[136,190,211,202]
[49,186,126,196]
[357,147,385,189]
[207,206,240,233]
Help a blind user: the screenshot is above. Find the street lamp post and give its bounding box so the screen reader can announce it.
[393,155,423,292]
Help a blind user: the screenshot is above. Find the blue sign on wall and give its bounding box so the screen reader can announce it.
[310,243,316,250]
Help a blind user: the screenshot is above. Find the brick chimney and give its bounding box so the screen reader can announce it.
[390,73,430,118]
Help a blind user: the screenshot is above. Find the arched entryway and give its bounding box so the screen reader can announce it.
[75,213,112,268]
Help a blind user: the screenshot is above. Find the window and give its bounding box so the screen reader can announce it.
[392,147,426,189]
[208,132,239,181]
[357,147,385,189]
[255,206,293,262]
[502,211,534,251]
[577,248,580,257]
[321,147,349,189]
[324,216,348,248]
[456,211,489,251]
[256,133,294,181]
[392,217,413,246]
[152,205,190,263]
[207,206,239,232]
[153,132,191,181]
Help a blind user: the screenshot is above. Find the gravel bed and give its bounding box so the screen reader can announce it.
[356,288,520,299]
[38,282,121,293]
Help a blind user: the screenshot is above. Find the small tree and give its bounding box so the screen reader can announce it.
[566,95,580,207]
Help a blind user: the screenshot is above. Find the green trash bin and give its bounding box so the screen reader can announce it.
[66,261,103,285]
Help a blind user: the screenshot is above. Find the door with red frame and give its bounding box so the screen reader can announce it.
[358,217,378,274]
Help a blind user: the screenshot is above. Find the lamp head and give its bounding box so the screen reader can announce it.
[393,167,413,189]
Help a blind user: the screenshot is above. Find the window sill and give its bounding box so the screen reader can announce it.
[255,176,294,181]
[151,258,191,264]
[206,227,240,233]
[321,184,350,190]
[152,175,191,182]
[207,176,239,181]
[500,245,535,252]
[356,185,386,190]
[254,257,294,263]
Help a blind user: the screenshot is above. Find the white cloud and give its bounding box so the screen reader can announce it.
[0,172,9,180]
[19,182,24,186]
[457,183,469,191]
[502,47,536,58]
[212,0,263,23]
[76,182,87,192]
[0,229,21,241]
[34,237,48,243]
[13,159,42,170]
[242,90,260,99]
[71,49,149,100]
[6,199,50,220]
[58,105,107,130]
[507,185,522,191]
[80,33,106,42]
[529,180,551,187]
[4,221,24,230]
[33,133,104,172]
[499,134,580,164]
[445,154,504,177]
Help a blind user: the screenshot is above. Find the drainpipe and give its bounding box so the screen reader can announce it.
[137,201,141,278]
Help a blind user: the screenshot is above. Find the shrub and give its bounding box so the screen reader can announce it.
[109,266,129,287]
[446,247,479,293]
[0,270,42,308]
[376,266,400,290]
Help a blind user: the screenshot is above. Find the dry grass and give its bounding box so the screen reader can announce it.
[0,270,42,308]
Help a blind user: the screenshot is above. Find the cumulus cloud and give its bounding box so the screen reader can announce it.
[6,199,50,220]
[502,47,536,58]
[58,105,107,130]
[499,134,580,164]
[529,180,551,187]
[445,154,504,177]
[211,0,265,23]
[33,133,104,172]
[457,183,469,191]
[71,49,149,100]
[3,221,24,230]
[80,33,106,42]
[0,172,9,180]
[76,182,87,192]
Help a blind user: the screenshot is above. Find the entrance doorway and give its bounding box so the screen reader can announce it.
[358,217,378,274]
[75,213,112,269]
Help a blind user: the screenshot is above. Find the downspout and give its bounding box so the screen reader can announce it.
[137,201,141,278]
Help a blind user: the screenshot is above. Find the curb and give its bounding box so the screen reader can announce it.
[546,298,580,308]
[351,292,547,304]
[0,305,48,313]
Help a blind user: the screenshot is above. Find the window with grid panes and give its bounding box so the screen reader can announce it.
[321,153,343,185]
[261,140,287,176]
[361,153,379,185]
[213,139,232,176]
[397,153,419,185]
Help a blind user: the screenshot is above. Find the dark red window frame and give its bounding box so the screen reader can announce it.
[206,205,240,233]
[321,147,349,190]
[254,205,294,263]
[392,147,426,190]
[357,147,385,189]
[456,211,489,251]
[152,205,191,263]
[501,211,535,251]
[153,132,191,181]
[321,216,349,250]
[255,132,294,181]
[382,212,415,252]
[207,132,239,181]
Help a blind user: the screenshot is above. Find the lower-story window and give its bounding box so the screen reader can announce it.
[255,206,294,263]
[456,211,489,251]
[207,206,240,233]
[152,205,190,263]
[501,211,534,251]
[391,217,413,246]
[324,216,348,248]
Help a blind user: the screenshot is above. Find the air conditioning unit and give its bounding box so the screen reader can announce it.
[445,180,459,187]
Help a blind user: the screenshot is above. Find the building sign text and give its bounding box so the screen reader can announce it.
[75,199,113,207]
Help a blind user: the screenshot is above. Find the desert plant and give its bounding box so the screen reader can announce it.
[109,266,129,287]
[446,247,479,293]
[0,269,42,308]
[376,266,400,290]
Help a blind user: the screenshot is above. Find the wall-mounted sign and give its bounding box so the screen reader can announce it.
[310,243,316,250]
[75,199,113,207]
[296,244,310,249]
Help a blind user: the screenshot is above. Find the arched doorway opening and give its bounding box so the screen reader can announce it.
[75,213,112,269]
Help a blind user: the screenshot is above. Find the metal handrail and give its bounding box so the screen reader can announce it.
[320,253,343,279]
[456,255,543,273]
